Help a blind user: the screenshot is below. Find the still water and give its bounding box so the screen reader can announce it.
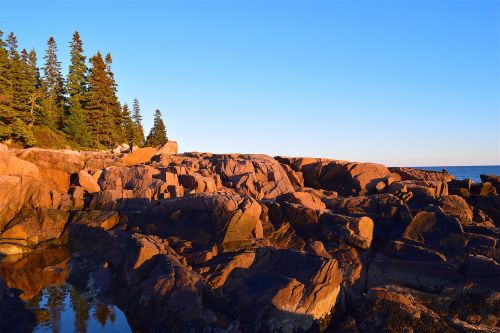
[30,285,131,333]
[0,247,132,333]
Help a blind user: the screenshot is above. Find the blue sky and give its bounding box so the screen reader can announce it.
[1,0,498,166]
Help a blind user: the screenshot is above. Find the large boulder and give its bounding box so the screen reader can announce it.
[18,148,84,173]
[212,154,295,199]
[389,167,453,182]
[437,195,473,225]
[318,213,374,249]
[119,147,158,166]
[77,169,101,193]
[140,192,263,251]
[300,160,390,196]
[403,206,463,244]
[199,247,343,332]
[0,152,40,177]
[0,208,69,255]
[0,175,61,231]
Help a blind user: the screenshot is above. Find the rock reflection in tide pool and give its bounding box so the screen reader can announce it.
[0,247,132,333]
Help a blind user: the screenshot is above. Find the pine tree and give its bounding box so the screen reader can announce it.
[65,31,90,146]
[145,109,167,147]
[42,37,65,129]
[132,98,145,146]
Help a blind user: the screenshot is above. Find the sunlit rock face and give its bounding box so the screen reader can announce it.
[0,146,498,332]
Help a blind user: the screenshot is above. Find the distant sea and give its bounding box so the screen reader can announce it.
[413,166,500,183]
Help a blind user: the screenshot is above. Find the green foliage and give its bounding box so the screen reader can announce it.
[122,103,134,143]
[64,95,91,147]
[132,98,145,146]
[145,109,168,147]
[32,125,69,149]
[12,118,36,146]
[43,37,65,129]
[0,29,160,151]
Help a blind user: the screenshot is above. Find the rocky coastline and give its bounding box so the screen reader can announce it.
[0,143,498,332]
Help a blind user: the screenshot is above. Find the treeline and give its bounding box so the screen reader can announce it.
[0,30,168,149]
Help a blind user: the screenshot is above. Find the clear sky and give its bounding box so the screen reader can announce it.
[1,0,498,166]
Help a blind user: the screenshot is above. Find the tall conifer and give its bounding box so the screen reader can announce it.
[132,98,145,146]
[145,109,167,147]
[42,37,65,129]
[0,31,13,139]
[64,31,90,146]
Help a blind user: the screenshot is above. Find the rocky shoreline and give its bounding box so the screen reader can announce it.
[0,144,498,332]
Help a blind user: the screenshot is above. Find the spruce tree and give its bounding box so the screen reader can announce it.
[65,31,90,146]
[132,98,145,146]
[122,103,134,149]
[145,109,167,147]
[104,53,124,144]
[0,30,14,139]
[5,33,36,146]
[6,33,22,116]
[86,51,122,147]
[27,49,42,126]
[42,37,65,129]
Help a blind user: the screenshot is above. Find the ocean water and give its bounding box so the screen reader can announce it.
[413,165,500,183]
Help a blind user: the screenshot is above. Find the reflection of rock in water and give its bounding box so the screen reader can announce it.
[0,246,127,333]
[0,246,70,300]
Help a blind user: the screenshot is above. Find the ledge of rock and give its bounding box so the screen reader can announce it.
[0,146,498,333]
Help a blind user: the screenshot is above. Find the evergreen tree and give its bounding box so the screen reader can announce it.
[0,30,14,139]
[145,109,167,147]
[6,33,22,117]
[85,51,122,147]
[19,49,35,119]
[42,37,65,129]
[27,49,42,126]
[104,53,124,144]
[66,32,87,98]
[122,103,134,145]
[132,98,145,146]
[65,31,90,146]
[5,33,36,145]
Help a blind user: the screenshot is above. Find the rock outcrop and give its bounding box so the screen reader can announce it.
[0,146,498,333]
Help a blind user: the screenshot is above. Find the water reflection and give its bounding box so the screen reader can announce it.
[0,247,132,333]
